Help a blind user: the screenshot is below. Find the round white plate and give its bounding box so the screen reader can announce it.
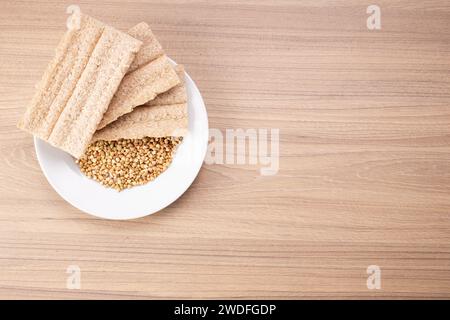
[34,64,208,220]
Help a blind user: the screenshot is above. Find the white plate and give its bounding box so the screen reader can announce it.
[34,63,208,220]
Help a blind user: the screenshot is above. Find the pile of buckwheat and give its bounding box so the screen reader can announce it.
[76,137,182,191]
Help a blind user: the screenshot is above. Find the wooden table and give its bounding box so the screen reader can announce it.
[1,0,450,299]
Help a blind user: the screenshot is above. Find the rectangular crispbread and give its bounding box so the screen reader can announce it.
[18,14,142,158]
[97,23,180,129]
[92,103,188,141]
[92,65,188,141]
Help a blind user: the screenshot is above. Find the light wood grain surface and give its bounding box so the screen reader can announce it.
[1,0,450,299]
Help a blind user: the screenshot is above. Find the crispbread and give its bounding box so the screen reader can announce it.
[98,55,179,129]
[127,22,164,73]
[92,103,188,142]
[92,65,188,142]
[18,14,142,158]
[18,14,104,140]
[145,65,187,106]
[97,23,180,130]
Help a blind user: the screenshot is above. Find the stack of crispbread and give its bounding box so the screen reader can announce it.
[92,65,188,141]
[18,14,189,159]
[97,22,181,129]
[17,14,142,158]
